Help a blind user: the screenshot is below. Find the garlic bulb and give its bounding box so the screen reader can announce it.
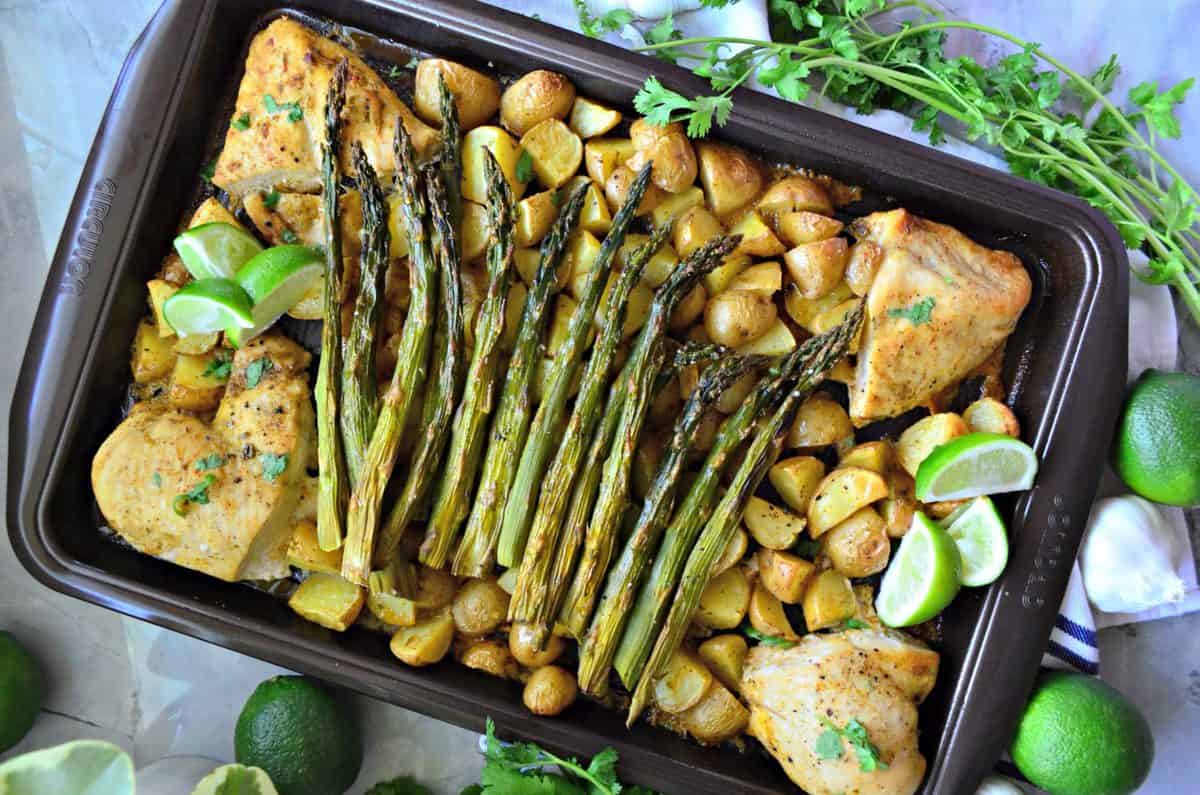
[1080,495,1186,613]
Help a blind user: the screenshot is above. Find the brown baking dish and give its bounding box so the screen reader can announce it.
[8,1,1128,791]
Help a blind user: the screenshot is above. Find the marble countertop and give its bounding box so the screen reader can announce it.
[1,1,1197,793]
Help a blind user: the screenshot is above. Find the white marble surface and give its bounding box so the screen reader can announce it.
[1,1,1197,793]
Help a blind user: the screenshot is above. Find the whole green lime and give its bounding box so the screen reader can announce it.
[1113,369,1200,506]
[0,630,45,753]
[234,676,362,795]
[1011,672,1153,795]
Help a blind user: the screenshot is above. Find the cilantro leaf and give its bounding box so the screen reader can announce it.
[245,357,274,388]
[814,729,844,760]
[194,453,225,471]
[364,775,433,795]
[260,453,288,482]
[231,113,251,131]
[263,189,281,209]
[263,94,304,123]
[585,747,620,793]
[172,474,215,517]
[386,65,404,79]
[742,623,797,648]
[201,157,218,184]
[886,296,935,325]
[203,354,232,380]
[792,536,822,558]
[643,13,685,63]
[818,717,889,772]
[573,0,633,38]
[842,618,868,630]
[633,77,732,137]
[152,472,162,488]
[515,150,535,183]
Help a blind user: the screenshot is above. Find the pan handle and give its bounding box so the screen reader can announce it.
[7,0,212,571]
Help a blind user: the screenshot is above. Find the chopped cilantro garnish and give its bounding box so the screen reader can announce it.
[245,357,274,388]
[193,453,225,472]
[280,228,298,244]
[260,453,288,482]
[202,354,232,380]
[231,113,251,131]
[263,189,281,209]
[815,728,844,760]
[793,536,822,558]
[151,472,162,488]
[514,150,534,183]
[263,94,303,122]
[742,623,797,648]
[200,157,217,183]
[886,296,936,326]
[818,717,889,772]
[843,618,868,630]
[172,474,216,517]
[406,56,420,69]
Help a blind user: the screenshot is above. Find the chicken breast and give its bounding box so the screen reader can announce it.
[849,209,1031,423]
[213,17,436,200]
[93,334,315,582]
[742,633,932,795]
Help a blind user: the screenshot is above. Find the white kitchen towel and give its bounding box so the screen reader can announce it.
[483,0,1198,645]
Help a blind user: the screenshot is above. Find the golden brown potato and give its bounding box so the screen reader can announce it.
[786,393,853,449]
[501,70,575,136]
[604,165,665,216]
[629,118,698,193]
[452,578,510,635]
[510,623,567,668]
[712,527,750,576]
[574,178,612,235]
[584,137,636,185]
[669,284,708,330]
[366,591,418,628]
[287,520,343,575]
[173,331,220,356]
[715,369,760,414]
[673,205,724,258]
[727,262,782,296]
[520,119,583,188]
[168,353,227,412]
[704,290,777,347]
[809,298,864,355]
[839,440,894,475]
[654,649,714,714]
[729,210,786,257]
[698,635,748,693]
[896,412,969,477]
[704,254,752,297]
[735,319,795,357]
[133,320,177,384]
[696,140,764,216]
[802,570,856,631]
[844,240,883,296]
[925,499,969,520]
[459,201,489,264]
[963,397,1021,437]
[822,507,891,577]
[768,456,826,515]
[390,608,455,666]
[288,573,364,631]
[783,280,853,331]
[617,233,678,287]
[695,566,751,630]
[651,185,705,228]
[880,469,918,538]
[807,466,889,537]
[758,548,816,604]
[743,496,806,549]
[757,175,833,217]
[676,680,749,745]
[564,229,601,280]
[461,126,526,204]
[784,237,850,300]
[413,565,457,610]
[568,96,622,138]
[502,281,528,352]
[414,59,501,130]
[776,211,844,247]
[147,280,177,337]
[515,190,558,247]
[748,580,798,640]
[523,665,578,716]
[461,639,520,679]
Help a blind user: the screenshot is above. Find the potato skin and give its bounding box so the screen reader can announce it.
[896,412,969,476]
[963,397,1021,437]
[414,59,501,130]
[390,608,455,667]
[704,290,777,347]
[821,506,891,578]
[604,165,665,216]
[696,140,764,216]
[669,284,708,330]
[509,623,567,668]
[677,681,749,745]
[451,578,510,635]
[523,665,578,716]
[784,237,850,300]
[629,119,698,193]
[461,639,520,679]
[501,70,576,136]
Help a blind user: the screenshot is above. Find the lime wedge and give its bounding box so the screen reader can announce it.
[226,245,325,347]
[941,496,1009,586]
[174,222,264,280]
[915,432,1038,502]
[163,277,256,335]
[876,512,962,627]
[0,740,134,795]
[191,764,279,795]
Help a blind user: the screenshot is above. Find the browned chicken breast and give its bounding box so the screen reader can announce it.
[742,632,936,795]
[213,16,436,200]
[92,334,315,582]
[849,209,1031,423]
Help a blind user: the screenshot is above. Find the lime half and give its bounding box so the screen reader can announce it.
[226,245,324,347]
[163,277,256,335]
[876,512,962,628]
[915,432,1038,502]
[0,740,134,795]
[191,764,279,795]
[174,222,264,280]
[941,496,1009,586]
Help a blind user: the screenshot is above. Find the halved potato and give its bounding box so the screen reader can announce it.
[880,469,918,538]
[696,140,764,216]
[500,69,575,136]
[703,254,752,297]
[168,352,227,412]
[963,397,1021,437]
[629,118,698,193]
[565,229,603,278]
[287,520,342,575]
[515,190,558,247]
[827,357,856,385]
[461,639,520,679]
[844,240,883,296]
[673,205,724,259]
[695,566,751,630]
[839,440,894,475]
[776,211,843,246]
[896,412,969,477]
[412,565,457,610]
[748,580,798,640]
[584,138,636,185]
[809,298,864,354]
[727,261,782,296]
[783,281,853,330]
[757,175,833,216]
[132,320,176,384]
[569,96,621,138]
[768,456,826,515]
[698,635,748,693]
[605,165,664,216]
[652,185,705,228]
[786,393,853,449]
[784,237,850,300]
[547,293,578,357]
[735,318,795,356]
[677,680,749,745]
[807,466,889,537]
[366,591,418,628]
[413,58,501,130]
[713,526,750,576]
[715,369,759,414]
[757,548,816,604]
[502,281,527,351]
[147,280,178,337]
[520,119,583,188]
[390,608,455,667]
[576,179,612,234]
[288,573,364,632]
[802,569,856,631]
[617,234,678,288]
[462,125,526,203]
[670,284,708,330]
[704,290,777,348]
[743,496,806,550]
[822,506,891,577]
[174,331,220,356]
[654,649,714,714]
[925,499,969,520]
[729,210,786,257]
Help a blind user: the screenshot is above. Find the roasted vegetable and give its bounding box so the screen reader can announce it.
[390,608,455,667]
[288,572,364,632]
[896,412,969,477]
[452,578,511,635]
[413,58,500,131]
[523,665,578,716]
[501,70,575,136]
[807,466,889,537]
[695,566,752,630]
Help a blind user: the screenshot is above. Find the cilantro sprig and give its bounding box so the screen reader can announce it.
[172,474,216,517]
[886,296,935,325]
[815,716,889,772]
[742,623,797,648]
[260,453,288,482]
[263,94,303,122]
[626,0,1200,325]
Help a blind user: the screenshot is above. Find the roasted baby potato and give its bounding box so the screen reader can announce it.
[510,623,567,668]
[786,392,853,449]
[844,240,883,296]
[132,319,177,384]
[695,566,751,630]
[727,261,782,296]
[413,565,457,610]
[515,190,558,247]
[546,293,578,357]
[629,119,698,193]
[670,284,708,330]
[963,397,1021,437]
[168,352,228,412]
[713,527,750,576]
[757,548,816,604]
[704,254,752,297]
[366,588,418,628]
[757,175,833,217]
[925,499,968,520]
[390,608,455,667]
[735,318,795,357]
[729,210,786,257]
[839,440,894,475]
[695,140,764,216]
[714,371,759,416]
[568,96,621,138]
[461,125,527,203]
[604,165,665,216]
[651,185,705,228]
[822,507,891,578]
[523,665,578,716]
[147,279,178,337]
[676,680,749,745]
[809,298,864,355]
[288,573,364,632]
[776,211,844,247]
[584,137,636,185]
[807,466,889,537]
[413,58,501,130]
[784,237,850,300]
[896,412,969,477]
[783,280,853,331]
[704,290,777,347]
[575,178,613,235]
[802,569,857,631]
[618,233,678,287]
[654,648,714,714]
[520,119,584,188]
[452,578,510,635]
[461,639,520,679]
[748,580,798,640]
[743,496,806,550]
[174,330,220,356]
[287,520,342,575]
[673,205,724,258]
[502,281,528,352]
[698,634,748,693]
[501,69,575,136]
[768,456,826,515]
[880,469,918,538]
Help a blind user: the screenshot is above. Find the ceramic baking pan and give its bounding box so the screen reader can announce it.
[8,0,1128,791]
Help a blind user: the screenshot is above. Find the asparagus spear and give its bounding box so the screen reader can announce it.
[627,308,863,724]
[419,152,517,568]
[340,122,434,585]
[374,82,467,566]
[576,352,765,693]
[557,234,742,638]
[496,164,654,568]
[668,340,728,372]
[450,182,588,577]
[508,225,671,636]
[315,60,350,552]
